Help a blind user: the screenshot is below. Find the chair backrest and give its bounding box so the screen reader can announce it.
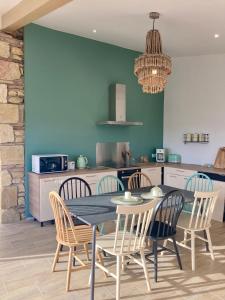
[128,172,152,190]
[188,191,219,230]
[185,173,213,192]
[96,175,124,195]
[49,191,77,244]
[149,190,185,238]
[59,177,92,200]
[113,200,158,254]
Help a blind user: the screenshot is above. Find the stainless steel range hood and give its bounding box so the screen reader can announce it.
[96,84,143,126]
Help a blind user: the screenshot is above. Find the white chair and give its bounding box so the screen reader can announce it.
[94,200,157,300]
[176,191,219,271]
[96,175,125,235]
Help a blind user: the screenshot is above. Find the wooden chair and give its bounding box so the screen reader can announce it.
[185,173,213,192]
[96,175,125,235]
[128,171,152,190]
[96,175,124,194]
[146,190,184,282]
[94,200,157,300]
[49,191,92,291]
[59,176,92,200]
[176,191,219,271]
[184,172,214,251]
[59,177,92,259]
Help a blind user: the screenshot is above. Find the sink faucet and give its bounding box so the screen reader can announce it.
[122,150,131,166]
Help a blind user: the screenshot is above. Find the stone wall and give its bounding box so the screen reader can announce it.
[0,31,24,223]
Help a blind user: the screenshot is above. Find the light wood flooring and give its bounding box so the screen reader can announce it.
[0,218,225,300]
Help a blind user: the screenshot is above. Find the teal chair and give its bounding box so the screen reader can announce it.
[96,175,124,195]
[185,173,213,192]
[96,175,125,235]
[184,172,213,252]
[184,172,213,213]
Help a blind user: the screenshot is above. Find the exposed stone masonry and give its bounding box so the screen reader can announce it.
[0,30,24,223]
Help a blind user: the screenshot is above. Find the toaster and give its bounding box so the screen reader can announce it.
[168,154,181,163]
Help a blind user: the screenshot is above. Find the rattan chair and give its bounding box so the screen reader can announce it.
[49,191,92,291]
[94,200,158,300]
[128,171,152,190]
[176,191,219,271]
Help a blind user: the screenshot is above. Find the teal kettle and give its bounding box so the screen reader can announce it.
[76,155,88,169]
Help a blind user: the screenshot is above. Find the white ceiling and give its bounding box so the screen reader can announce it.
[2,0,225,57]
[0,0,21,15]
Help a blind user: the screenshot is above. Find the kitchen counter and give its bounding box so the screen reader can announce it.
[29,162,225,178]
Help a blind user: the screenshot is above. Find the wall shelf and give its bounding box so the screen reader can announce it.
[184,141,209,144]
[183,133,209,144]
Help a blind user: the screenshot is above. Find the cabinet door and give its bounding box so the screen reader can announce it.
[212,180,225,222]
[80,173,99,195]
[164,173,182,188]
[142,168,161,186]
[40,176,70,222]
[81,171,117,195]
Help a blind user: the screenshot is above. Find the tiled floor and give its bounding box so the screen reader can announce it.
[0,219,225,300]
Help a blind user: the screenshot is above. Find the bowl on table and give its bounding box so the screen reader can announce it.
[111,191,143,205]
[141,186,165,200]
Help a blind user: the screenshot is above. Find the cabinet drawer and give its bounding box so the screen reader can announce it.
[164,167,196,178]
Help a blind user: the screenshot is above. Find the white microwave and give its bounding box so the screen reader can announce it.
[32,154,68,174]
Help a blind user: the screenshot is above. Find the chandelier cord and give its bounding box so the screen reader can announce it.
[153,18,155,31]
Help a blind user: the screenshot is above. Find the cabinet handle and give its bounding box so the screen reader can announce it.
[176,169,185,173]
[169,175,177,178]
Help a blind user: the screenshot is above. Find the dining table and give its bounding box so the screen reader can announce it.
[65,185,194,300]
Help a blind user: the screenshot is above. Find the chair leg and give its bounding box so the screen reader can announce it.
[66,247,73,292]
[153,240,158,282]
[205,229,215,260]
[52,242,61,272]
[172,237,182,270]
[161,239,168,256]
[84,243,90,261]
[203,230,209,252]
[116,256,121,300]
[140,250,151,292]
[184,230,188,246]
[122,256,126,271]
[73,246,76,266]
[191,231,195,271]
[97,249,108,278]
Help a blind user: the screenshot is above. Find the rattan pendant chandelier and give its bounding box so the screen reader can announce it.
[134,12,172,94]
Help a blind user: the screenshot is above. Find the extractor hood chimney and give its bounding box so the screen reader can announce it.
[96,84,143,126]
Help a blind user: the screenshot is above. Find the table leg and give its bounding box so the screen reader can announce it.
[90,225,97,300]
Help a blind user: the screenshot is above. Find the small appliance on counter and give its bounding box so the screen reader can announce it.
[168,153,182,163]
[32,154,68,174]
[156,149,166,163]
[68,161,75,170]
[139,155,149,163]
[76,155,88,169]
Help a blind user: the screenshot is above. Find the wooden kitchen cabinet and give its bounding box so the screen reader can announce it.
[211,180,225,222]
[164,167,196,189]
[142,167,161,186]
[29,170,117,224]
[164,167,225,222]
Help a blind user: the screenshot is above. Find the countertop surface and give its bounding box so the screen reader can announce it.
[29,162,225,178]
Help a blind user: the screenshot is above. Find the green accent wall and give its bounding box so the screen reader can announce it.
[24,24,163,216]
